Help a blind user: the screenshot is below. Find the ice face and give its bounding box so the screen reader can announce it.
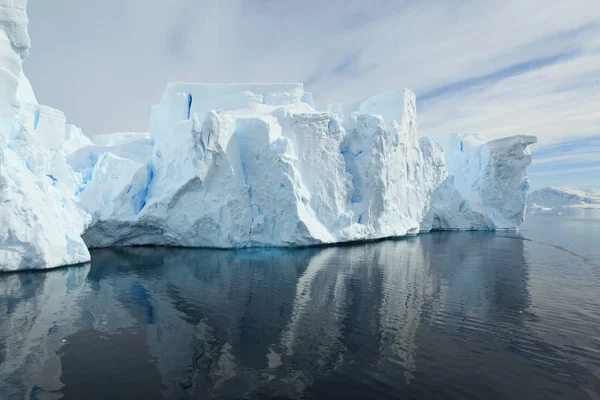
[0,129,91,271]
[420,134,537,231]
[79,84,535,250]
[0,0,28,121]
[358,89,415,131]
[0,0,92,271]
[0,0,30,58]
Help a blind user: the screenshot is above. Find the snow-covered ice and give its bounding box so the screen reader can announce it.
[1,0,538,271]
[528,187,600,210]
[421,133,537,230]
[0,0,91,271]
[80,84,536,249]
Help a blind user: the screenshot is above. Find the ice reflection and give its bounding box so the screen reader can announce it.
[0,265,91,399]
[377,238,436,383]
[0,231,545,399]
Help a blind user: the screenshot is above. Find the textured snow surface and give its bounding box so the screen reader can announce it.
[0,0,91,271]
[528,187,600,210]
[421,133,537,230]
[1,1,538,270]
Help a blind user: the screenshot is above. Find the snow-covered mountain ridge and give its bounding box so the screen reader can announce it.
[528,187,600,210]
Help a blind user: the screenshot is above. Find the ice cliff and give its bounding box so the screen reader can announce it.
[0,1,537,271]
[77,85,536,249]
[421,133,537,230]
[0,0,91,271]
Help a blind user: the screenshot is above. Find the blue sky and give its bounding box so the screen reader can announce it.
[24,0,600,189]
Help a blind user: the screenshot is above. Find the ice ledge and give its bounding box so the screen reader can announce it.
[0,0,30,57]
[487,134,537,148]
[358,89,416,128]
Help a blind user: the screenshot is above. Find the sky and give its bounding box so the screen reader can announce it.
[24,0,600,189]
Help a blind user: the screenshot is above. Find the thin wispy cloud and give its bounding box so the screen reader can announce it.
[528,136,600,189]
[24,0,600,187]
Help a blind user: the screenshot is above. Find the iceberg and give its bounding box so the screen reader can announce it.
[80,85,447,248]
[421,133,537,230]
[0,0,537,271]
[79,84,536,249]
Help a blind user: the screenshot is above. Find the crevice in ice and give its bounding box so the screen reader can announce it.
[522,179,530,203]
[131,163,154,214]
[75,168,94,196]
[46,174,58,187]
[341,145,363,204]
[187,93,193,119]
[33,108,40,129]
[234,130,250,185]
[65,235,72,256]
[247,182,255,237]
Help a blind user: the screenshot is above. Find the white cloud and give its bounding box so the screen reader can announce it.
[24,0,600,151]
[528,136,600,189]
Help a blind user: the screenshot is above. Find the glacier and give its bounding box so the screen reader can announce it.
[528,187,600,211]
[0,0,537,271]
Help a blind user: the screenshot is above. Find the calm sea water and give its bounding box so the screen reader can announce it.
[1,211,599,400]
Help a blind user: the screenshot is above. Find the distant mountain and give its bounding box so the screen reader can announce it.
[528,187,600,210]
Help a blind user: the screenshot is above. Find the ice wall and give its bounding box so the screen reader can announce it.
[421,133,537,230]
[0,0,91,271]
[0,0,28,121]
[80,83,533,250]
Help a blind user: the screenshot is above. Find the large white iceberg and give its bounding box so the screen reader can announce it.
[0,0,537,271]
[79,84,536,249]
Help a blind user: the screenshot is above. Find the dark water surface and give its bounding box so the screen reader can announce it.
[1,211,599,399]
